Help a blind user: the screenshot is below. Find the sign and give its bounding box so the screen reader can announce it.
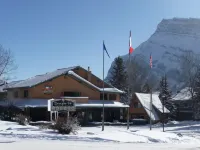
[44,86,53,94]
[48,99,76,111]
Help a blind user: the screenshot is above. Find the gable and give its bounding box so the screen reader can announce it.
[74,67,111,88]
[30,74,100,100]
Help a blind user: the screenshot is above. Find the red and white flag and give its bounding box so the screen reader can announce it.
[150,53,152,68]
[129,30,134,55]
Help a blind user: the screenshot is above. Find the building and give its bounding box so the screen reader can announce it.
[0,80,23,101]
[0,80,7,100]
[3,66,129,122]
[172,88,193,121]
[129,93,169,123]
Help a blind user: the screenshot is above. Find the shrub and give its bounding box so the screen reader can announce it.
[0,104,23,121]
[16,114,30,125]
[51,117,80,135]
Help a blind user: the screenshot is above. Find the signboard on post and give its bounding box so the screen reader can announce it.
[48,99,76,112]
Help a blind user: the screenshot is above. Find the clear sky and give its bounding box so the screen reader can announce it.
[0,0,200,81]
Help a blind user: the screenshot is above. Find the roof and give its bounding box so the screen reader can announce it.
[0,80,5,86]
[5,66,123,94]
[172,87,191,101]
[135,93,170,121]
[0,84,5,93]
[68,71,124,93]
[0,80,23,92]
[6,66,79,89]
[76,100,129,108]
[0,99,129,108]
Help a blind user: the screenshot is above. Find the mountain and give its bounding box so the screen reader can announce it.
[107,18,200,92]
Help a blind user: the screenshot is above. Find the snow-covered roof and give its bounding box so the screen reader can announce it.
[135,93,170,121]
[172,87,191,101]
[0,84,5,93]
[6,66,78,89]
[0,80,23,92]
[68,71,124,94]
[76,100,129,108]
[0,99,129,108]
[5,67,123,94]
[102,88,124,93]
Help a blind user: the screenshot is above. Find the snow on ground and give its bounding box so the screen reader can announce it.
[1,140,200,150]
[1,120,200,149]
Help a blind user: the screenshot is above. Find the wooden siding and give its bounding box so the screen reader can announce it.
[7,74,120,102]
[129,94,148,119]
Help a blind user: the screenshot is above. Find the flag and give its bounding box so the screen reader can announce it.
[150,53,152,68]
[129,30,134,55]
[103,41,110,58]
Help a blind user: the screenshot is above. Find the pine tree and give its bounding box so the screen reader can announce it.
[109,56,129,104]
[141,83,150,93]
[159,75,177,119]
[193,68,200,120]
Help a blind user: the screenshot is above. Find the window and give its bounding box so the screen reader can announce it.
[133,102,142,108]
[109,94,116,100]
[138,102,142,108]
[133,103,138,108]
[14,91,18,98]
[64,91,81,97]
[24,90,29,98]
[100,93,108,100]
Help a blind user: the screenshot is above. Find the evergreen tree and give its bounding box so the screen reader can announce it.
[141,83,150,93]
[193,68,200,120]
[159,75,177,119]
[109,56,129,104]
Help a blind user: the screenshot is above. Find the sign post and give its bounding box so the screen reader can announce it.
[48,99,76,121]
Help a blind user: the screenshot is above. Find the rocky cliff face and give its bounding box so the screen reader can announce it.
[107,18,200,92]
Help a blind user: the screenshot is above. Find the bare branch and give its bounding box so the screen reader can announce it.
[0,45,17,81]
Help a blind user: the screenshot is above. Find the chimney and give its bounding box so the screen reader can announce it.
[87,66,91,82]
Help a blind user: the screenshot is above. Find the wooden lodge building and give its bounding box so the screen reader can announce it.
[129,93,169,123]
[1,66,129,123]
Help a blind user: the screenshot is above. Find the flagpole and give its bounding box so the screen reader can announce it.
[102,41,105,131]
[150,89,152,130]
[127,33,131,130]
[149,53,152,131]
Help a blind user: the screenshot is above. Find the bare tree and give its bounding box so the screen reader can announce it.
[0,45,17,82]
[179,51,200,119]
[125,54,155,93]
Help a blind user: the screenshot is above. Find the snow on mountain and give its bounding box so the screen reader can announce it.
[107,18,200,91]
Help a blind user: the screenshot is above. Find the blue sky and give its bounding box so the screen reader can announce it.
[0,0,200,80]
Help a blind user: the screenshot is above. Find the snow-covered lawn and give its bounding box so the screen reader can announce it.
[1,120,200,149]
[1,140,200,150]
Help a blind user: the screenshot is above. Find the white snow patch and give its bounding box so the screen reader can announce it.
[0,120,200,144]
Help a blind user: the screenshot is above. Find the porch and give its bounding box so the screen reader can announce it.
[0,99,129,125]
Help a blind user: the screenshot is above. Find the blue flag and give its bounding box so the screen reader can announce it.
[103,41,110,58]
